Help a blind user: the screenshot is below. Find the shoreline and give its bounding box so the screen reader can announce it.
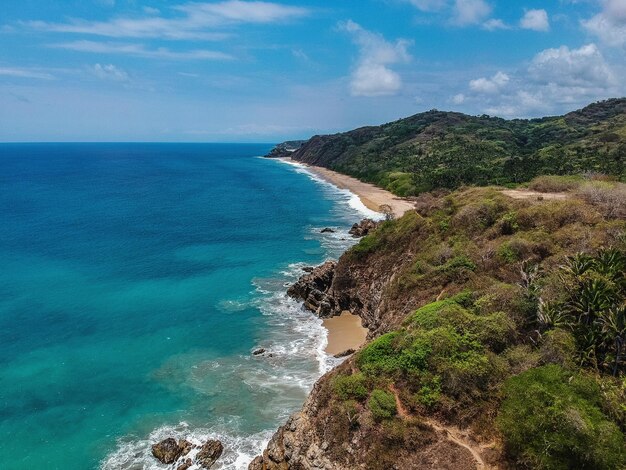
[277,157,415,218]
[323,311,368,355]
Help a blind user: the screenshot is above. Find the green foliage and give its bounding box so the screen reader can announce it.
[498,365,626,469]
[278,98,626,196]
[415,376,441,407]
[539,249,626,375]
[359,297,508,400]
[367,389,397,421]
[332,373,369,402]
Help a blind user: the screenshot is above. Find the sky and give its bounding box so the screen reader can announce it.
[0,0,625,142]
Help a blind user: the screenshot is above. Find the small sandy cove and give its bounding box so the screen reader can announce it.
[281,158,415,218]
[323,311,368,355]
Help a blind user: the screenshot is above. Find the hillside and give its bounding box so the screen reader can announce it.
[250,178,626,469]
[270,98,626,196]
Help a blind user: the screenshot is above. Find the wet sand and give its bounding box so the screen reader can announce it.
[280,158,415,218]
[323,311,368,355]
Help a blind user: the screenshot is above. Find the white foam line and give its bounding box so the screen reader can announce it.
[272,158,384,221]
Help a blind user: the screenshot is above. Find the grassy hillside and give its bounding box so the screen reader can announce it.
[277,98,626,196]
[265,178,626,470]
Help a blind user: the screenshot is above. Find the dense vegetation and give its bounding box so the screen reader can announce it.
[275,98,626,196]
[314,178,626,469]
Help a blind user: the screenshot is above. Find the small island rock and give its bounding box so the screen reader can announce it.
[151,438,182,464]
[196,440,224,469]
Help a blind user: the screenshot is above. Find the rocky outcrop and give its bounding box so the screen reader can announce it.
[152,438,192,464]
[151,438,223,469]
[196,440,224,469]
[288,240,419,335]
[287,261,337,317]
[348,219,378,238]
[247,365,492,470]
[264,141,307,159]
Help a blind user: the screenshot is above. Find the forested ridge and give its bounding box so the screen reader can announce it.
[275,98,626,195]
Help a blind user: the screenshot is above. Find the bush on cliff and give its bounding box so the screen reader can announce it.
[368,389,397,421]
[498,365,626,469]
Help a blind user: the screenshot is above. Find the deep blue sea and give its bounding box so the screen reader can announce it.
[0,144,379,470]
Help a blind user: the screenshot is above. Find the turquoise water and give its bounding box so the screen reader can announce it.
[0,144,378,470]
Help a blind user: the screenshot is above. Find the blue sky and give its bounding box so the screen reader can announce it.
[1,0,625,142]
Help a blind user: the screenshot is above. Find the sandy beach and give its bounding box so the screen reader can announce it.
[323,311,368,355]
[281,158,415,218]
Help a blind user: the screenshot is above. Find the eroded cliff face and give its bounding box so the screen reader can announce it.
[248,362,500,470]
[287,216,440,337]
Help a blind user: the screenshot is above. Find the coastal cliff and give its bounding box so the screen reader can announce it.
[250,180,626,469]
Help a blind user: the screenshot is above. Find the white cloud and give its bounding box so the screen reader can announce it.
[451,93,466,104]
[406,0,448,12]
[91,63,129,81]
[452,0,492,26]
[528,44,614,87]
[341,20,411,97]
[469,71,510,93]
[520,9,550,31]
[0,67,54,80]
[460,43,621,117]
[26,1,309,41]
[482,18,509,30]
[50,41,233,60]
[582,0,626,47]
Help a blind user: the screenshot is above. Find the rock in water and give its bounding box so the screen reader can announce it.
[349,219,378,238]
[177,458,193,470]
[320,227,335,233]
[287,261,337,317]
[151,438,182,464]
[196,440,224,469]
[252,348,266,356]
[178,439,193,457]
[248,455,264,470]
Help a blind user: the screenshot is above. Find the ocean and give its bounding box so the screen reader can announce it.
[0,143,380,470]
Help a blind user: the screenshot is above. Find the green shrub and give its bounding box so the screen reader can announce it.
[332,373,369,401]
[357,332,403,376]
[498,365,626,469]
[368,389,397,421]
[415,376,441,407]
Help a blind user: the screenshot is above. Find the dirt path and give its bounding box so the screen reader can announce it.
[389,384,490,470]
[501,189,568,200]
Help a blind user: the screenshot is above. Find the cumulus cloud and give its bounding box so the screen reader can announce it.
[459,43,620,117]
[469,71,510,93]
[51,40,233,60]
[452,0,492,26]
[26,1,309,41]
[520,9,550,31]
[91,63,129,81]
[341,20,411,97]
[582,0,626,47]
[528,44,615,87]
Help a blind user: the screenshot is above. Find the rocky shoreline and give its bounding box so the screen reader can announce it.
[151,219,378,470]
